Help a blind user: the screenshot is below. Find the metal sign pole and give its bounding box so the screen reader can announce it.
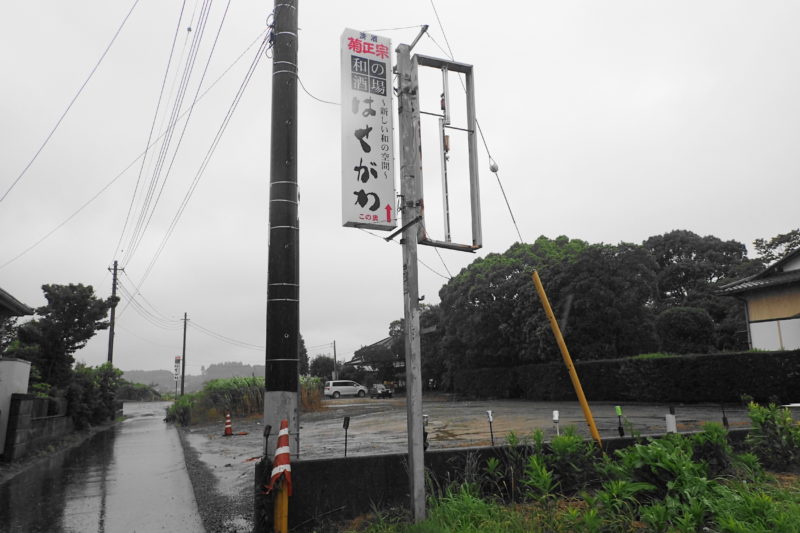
[396,41,426,523]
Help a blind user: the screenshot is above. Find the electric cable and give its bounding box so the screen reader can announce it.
[0,0,140,204]
[113,0,188,262]
[190,321,264,350]
[0,29,267,272]
[122,0,215,266]
[123,34,269,304]
[428,0,525,244]
[125,0,233,266]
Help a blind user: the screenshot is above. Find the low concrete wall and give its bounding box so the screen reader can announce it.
[3,394,74,462]
[254,429,749,532]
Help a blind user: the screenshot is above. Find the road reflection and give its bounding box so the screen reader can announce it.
[0,402,203,532]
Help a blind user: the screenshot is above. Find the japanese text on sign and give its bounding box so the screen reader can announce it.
[341,29,396,230]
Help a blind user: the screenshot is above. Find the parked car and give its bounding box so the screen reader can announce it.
[324,380,367,399]
[369,384,393,399]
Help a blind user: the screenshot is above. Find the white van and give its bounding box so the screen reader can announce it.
[324,380,367,399]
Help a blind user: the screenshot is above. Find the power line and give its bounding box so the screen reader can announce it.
[124,34,269,301]
[0,29,267,271]
[357,228,451,280]
[190,321,264,350]
[427,0,525,244]
[297,74,339,106]
[113,0,188,262]
[122,0,216,265]
[0,0,140,204]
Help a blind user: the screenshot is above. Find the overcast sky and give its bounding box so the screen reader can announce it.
[1,1,798,374]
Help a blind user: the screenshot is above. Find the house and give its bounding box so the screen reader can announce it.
[720,248,800,350]
[0,286,34,460]
[344,336,406,388]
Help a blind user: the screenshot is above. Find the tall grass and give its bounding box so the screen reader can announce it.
[165,375,324,425]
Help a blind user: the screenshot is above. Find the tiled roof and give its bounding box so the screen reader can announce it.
[0,286,34,316]
[719,268,800,295]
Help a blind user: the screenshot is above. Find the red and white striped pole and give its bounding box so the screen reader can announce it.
[223,412,233,437]
[265,419,292,533]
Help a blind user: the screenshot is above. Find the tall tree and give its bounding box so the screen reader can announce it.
[309,355,338,380]
[643,230,761,350]
[753,228,800,265]
[8,284,114,388]
[298,334,309,375]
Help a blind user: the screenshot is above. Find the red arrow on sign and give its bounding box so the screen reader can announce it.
[385,204,392,223]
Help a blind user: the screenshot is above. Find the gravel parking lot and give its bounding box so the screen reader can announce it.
[179,395,751,531]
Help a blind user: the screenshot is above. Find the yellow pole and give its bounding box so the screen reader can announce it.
[273,483,288,533]
[532,270,603,448]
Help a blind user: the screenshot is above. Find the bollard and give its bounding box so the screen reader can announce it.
[721,404,729,430]
[553,410,560,436]
[665,406,677,433]
[615,405,624,437]
[486,410,495,446]
[343,416,350,457]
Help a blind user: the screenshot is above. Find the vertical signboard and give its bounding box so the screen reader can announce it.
[174,356,181,382]
[341,28,396,230]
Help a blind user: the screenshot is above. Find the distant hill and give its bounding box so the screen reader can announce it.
[123,362,266,394]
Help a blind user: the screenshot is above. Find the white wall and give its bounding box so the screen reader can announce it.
[0,358,31,454]
[751,318,800,351]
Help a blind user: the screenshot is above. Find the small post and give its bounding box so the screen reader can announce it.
[553,410,560,436]
[486,410,495,446]
[274,485,288,533]
[263,425,272,456]
[721,404,729,430]
[665,406,677,434]
[423,414,429,451]
[343,416,350,456]
[615,405,625,437]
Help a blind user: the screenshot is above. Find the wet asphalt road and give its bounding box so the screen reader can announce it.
[0,402,203,533]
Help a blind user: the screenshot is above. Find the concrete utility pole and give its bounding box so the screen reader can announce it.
[332,340,337,380]
[181,312,188,396]
[263,0,299,459]
[107,260,120,364]
[397,38,427,523]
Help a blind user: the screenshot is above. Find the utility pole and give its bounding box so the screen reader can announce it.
[332,340,337,380]
[263,0,299,459]
[397,33,427,522]
[107,260,121,364]
[181,312,188,396]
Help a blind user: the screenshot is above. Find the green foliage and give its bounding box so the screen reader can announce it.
[8,284,114,388]
[753,228,800,265]
[309,355,339,380]
[746,402,800,470]
[165,376,264,425]
[66,362,123,429]
[454,349,800,403]
[521,455,556,500]
[656,306,715,354]
[116,380,161,401]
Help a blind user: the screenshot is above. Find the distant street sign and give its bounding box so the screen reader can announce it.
[341,28,396,230]
[174,356,181,382]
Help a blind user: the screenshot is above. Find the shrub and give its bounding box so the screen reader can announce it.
[66,363,123,429]
[745,402,800,471]
[655,306,715,354]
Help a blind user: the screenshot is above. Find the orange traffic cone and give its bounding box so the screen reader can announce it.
[223,412,233,436]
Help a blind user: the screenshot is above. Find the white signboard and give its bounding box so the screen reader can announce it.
[174,356,181,382]
[341,28,396,230]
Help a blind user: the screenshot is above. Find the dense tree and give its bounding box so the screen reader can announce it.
[309,355,340,380]
[7,284,114,388]
[438,236,590,371]
[298,335,309,375]
[656,307,715,354]
[753,228,800,265]
[643,230,761,350]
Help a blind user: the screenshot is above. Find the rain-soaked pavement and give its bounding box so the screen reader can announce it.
[0,402,203,533]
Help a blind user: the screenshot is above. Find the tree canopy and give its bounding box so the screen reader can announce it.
[7,284,114,388]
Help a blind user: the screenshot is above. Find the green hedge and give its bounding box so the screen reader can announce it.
[453,350,800,403]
